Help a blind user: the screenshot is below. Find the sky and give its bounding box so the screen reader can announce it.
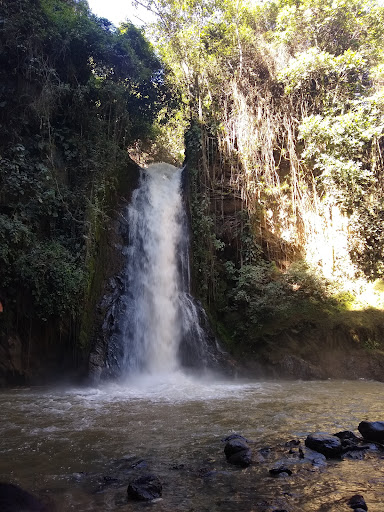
[87,0,384,27]
[87,0,156,26]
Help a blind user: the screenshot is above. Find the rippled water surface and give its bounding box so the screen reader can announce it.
[1,375,384,511]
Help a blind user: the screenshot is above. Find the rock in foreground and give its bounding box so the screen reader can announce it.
[0,483,49,511]
[305,433,342,458]
[127,474,162,501]
[358,421,384,443]
[224,436,252,467]
[347,494,368,510]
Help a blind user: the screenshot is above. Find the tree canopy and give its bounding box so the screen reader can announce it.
[141,0,384,346]
[0,0,169,322]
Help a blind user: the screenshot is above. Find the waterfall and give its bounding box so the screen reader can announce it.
[105,163,222,378]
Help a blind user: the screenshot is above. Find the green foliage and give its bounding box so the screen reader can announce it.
[298,91,384,277]
[18,242,85,318]
[0,0,171,326]
[278,48,368,103]
[135,0,384,359]
[271,0,384,56]
[219,259,347,345]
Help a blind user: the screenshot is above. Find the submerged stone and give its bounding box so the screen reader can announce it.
[285,439,300,448]
[269,466,292,477]
[127,474,162,501]
[358,421,384,442]
[227,449,252,467]
[305,433,342,458]
[224,438,249,458]
[224,437,252,467]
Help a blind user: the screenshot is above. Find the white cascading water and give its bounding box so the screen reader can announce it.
[106,163,220,378]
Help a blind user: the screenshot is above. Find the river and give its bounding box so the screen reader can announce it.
[1,375,383,511]
[2,164,382,510]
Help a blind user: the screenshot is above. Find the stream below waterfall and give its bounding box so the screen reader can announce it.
[2,165,383,510]
[1,377,384,511]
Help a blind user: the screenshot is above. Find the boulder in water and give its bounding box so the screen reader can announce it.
[0,482,49,511]
[224,437,252,467]
[127,474,162,501]
[227,449,252,467]
[305,433,342,458]
[358,421,384,442]
[347,494,368,511]
[334,430,360,442]
[222,433,249,443]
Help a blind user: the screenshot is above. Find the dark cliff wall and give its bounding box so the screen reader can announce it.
[86,162,141,383]
[0,158,140,386]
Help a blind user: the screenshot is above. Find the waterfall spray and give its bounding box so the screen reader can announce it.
[105,163,221,378]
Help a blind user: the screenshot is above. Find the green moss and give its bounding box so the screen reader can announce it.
[78,156,140,354]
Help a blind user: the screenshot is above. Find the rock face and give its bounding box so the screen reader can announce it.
[305,433,342,458]
[347,494,368,511]
[127,474,162,501]
[224,435,252,467]
[0,482,48,511]
[358,421,384,442]
[0,335,26,386]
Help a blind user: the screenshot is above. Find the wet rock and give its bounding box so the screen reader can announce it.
[298,447,327,466]
[334,430,360,450]
[170,463,185,470]
[305,433,342,458]
[198,468,217,478]
[334,430,360,442]
[333,431,372,459]
[227,449,252,467]
[269,466,292,477]
[285,439,300,448]
[127,474,162,501]
[95,474,121,493]
[222,433,249,443]
[0,336,26,386]
[224,438,249,457]
[224,437,252,467]
[131,459,147,469]
[342,450,366,460]
[103,475,119,484]
[347,494,368,510]
[276,354,324,379]
[0,482,49,511]
[259,447,272,457]
[358,421,384,443]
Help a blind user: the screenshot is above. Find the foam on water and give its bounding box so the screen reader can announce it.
[67,374,278,405]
